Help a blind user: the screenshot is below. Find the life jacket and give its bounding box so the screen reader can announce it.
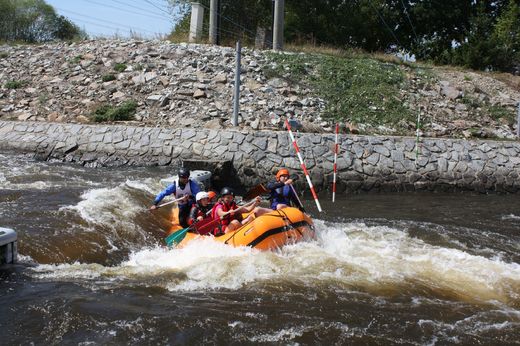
[188,203,213,225]
[270,185,292,209]
[211,200,237,235]
[175,181,193,206]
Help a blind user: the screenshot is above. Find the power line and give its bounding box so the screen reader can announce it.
[108,0,169,19]
[79,0,171,23]
[55,7,163,36]
[398,0,419,43]
[142,0,172,16]
[363,0,402,48]
[197,2,268,45]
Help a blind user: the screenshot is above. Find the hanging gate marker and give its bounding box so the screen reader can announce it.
[285,119,323,212]
[332,123,339,202]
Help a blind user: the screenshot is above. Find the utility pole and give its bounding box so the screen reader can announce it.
[273,0,284,51]
[209,0,218,44]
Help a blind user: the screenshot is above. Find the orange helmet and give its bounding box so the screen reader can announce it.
[207,190,217,201]
[276,168,290,181]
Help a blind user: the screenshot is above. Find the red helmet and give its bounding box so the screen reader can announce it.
[276,168,290,181]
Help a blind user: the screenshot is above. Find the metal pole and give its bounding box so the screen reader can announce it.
[273,0,284,51]
[209,0,217,44]
[232,40,241,126]
[517,102,520,138]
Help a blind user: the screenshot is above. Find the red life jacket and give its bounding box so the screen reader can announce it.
[211,200,237,235]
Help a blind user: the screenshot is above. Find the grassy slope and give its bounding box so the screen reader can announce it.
[265,47,518,138]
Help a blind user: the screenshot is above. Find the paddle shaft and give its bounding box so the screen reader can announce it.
[218,199,257,219]
[156,196,186,209]
[289,184,304,211]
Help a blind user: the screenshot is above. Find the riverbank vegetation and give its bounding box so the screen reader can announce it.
[90,100,137,123]
[265,49,434,133]
[0,0,85,43]
[167,0,520,75]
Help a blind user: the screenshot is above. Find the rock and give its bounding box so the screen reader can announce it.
[345,122,359,134]
[17,111,32,121]
[203,119,223,129]
[75,115,90,123]
[146,94,163,105]
[441,83,461,100]
[214,74,227,83]
[250,118,260,129]
[193,89,206,99]
[0,39,517,139]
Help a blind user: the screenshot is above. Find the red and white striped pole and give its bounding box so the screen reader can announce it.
[332,123,339,202]
[285,119,323,212]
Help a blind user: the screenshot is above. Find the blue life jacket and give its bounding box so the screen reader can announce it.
[270,185,293,209]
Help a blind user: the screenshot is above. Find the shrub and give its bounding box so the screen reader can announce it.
[71,55,82,64]
[113,63,127,72]
[4,80,24,89]
[102,74,116,82]
[91,100,138,122]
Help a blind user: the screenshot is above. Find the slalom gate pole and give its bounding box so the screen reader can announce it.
[332,123,339,202]
[285,119,323,212]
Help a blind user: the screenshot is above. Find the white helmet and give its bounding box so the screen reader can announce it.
[196,191,209,202]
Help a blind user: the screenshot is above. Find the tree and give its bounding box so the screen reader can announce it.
[0,0,83,43]
[492,0,520,72]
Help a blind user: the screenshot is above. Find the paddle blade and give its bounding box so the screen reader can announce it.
[244,184,269,200]
[165,227,189,247]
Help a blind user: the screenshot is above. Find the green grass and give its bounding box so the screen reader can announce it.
[265,52,415,129]
[486,104,516,124]
[4,80,25,89]
[0,52,8,59]
[102,74,116,82]
[113,63,127,72]
[71,55,83,64]
[90,100,138,122]
[461,95,482,109]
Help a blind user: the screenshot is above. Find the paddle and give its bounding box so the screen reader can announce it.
[218,198,258,219]
[289,184,306,213]
[152,196,186,210]
[164,217,222,247]
[165,226,190,247]
[243,184,269,200]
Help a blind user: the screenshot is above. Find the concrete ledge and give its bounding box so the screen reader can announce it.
[1,120,519,193]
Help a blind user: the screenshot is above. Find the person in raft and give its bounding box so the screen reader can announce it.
[188,191,214,225]
[207,190,218,204]
[266,168,305,211]
[211,187,265,235]
[150,167,201,228]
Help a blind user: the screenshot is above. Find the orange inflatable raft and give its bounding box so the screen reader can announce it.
[166,207,316,251]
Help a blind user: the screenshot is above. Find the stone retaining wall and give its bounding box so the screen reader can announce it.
[1,121,519,193]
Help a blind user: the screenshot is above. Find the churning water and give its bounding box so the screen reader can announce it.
[1,152,519,345]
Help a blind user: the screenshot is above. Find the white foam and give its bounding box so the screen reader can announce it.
[61,183,145,232]
[502,214,520,221]
[27,221,520,306]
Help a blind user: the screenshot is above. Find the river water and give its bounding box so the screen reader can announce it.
[1,152,519,345]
